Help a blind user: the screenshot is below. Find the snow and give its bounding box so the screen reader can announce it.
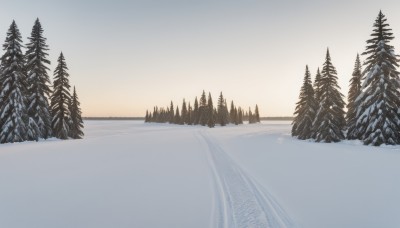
[1,121,399,228]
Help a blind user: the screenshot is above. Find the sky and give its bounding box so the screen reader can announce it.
[1,0,400,117]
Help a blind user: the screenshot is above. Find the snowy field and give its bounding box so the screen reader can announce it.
[0,121,399,228]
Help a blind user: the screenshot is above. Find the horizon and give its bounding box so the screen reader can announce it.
[2,0,400,117]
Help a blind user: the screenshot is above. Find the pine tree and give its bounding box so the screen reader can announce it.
[199,90,208,126]
[0,21,29,143]
[313,49,346,142]
[248,108,254,124]
[230,101,235,124]
[346,54,363,140]
[238,107,243,124]
[224,99,230,124]
[181,99,187,124]
[175,106,182,125]
[193,97,199,125]
[254,105,260,123]
[355,11,400,146]
[234,107,239,125]
[145,110,149,122]
[187,102,192,125]
[207,92,215,128]
[25,18,52,140]
[314,68,323,104]
[50,52,71,139]
[69,86,84,139]
[169,101,174,123]
[217,92,227,126]
[292,65,317,139]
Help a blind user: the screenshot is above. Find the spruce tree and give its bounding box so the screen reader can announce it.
[217,92,227,126]
[181,99,187,124]
[174,106,182,125]
[248,108,254,124]
[50,52,71,139]
[187,102,192,125]
[346,54,363,140]
[313,49,346,142]
[314,68,322,104]
[0,21,29,143]
[254,105,260,123]
[193,97,199,125]
[238,107,243,124]
[68,87,84,139]
[292,65,317,139]
[355,11,400,146]
[234,107,239,125]
[207,92,215,128]
[169,101,174,123]
[25,18,52,139]
[230,101,235,124]
[199,90,208,126]
[224,99,230,124]
[145,110,149,122]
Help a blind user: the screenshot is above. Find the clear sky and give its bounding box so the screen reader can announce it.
[1,0,400,117]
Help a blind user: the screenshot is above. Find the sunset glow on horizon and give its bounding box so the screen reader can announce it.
[2,0,400,117]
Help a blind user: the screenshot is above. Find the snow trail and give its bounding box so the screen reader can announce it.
[197,130,296,228]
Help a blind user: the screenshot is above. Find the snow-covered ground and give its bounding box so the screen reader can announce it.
[0,121,399,228]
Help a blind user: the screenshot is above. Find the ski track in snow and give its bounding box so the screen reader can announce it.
[197,130,297,228]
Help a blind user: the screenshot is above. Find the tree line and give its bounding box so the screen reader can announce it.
[292,11,400,146]
[145,91,260,127]
[0,19,83,144]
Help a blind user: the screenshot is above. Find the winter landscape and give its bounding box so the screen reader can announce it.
[1,1,400,228]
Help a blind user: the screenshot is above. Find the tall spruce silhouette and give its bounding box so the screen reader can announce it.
[25,18,52,139]
[68,87,84,139]
[292,65,317,139]
[313,49,346,142]
[50,53,71,139]
[217,92,227,126]
[0,21,29,143]
[207,92,215,128]
[313,68,322,105]
[346,54,363,140]
[199,90,208,126]
[355,11,400,146]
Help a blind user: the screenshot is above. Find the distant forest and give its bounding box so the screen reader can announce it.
[145,91,261,127]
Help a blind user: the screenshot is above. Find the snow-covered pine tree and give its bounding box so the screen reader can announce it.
[346,54,363,140]
[68,86,84,139]
[313,68,322,105]
[0,21,29,143]
[217,92,227,126]
[50,52,71,139]
[254,105,260,123]
[313,49,346,142]
[292,65,317,139]
[207,92,215,128]
[355,11,400,146]
[25,18,52,140]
